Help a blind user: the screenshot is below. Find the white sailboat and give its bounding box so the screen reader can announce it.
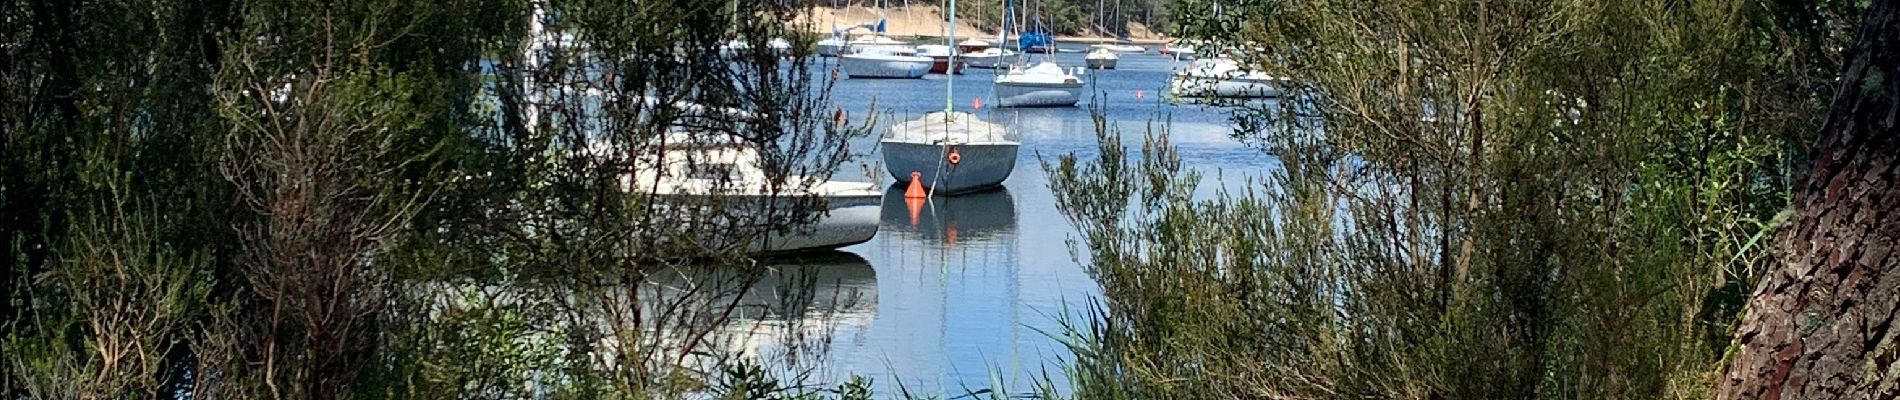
[840,46,932,79]
[965,0,1024,69]
[994,61,1085,107]
[881,0,1020,195]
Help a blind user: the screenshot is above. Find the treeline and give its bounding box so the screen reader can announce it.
[3,0,873,398]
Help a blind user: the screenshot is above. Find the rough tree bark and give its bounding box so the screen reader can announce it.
[1718,1,1900,399]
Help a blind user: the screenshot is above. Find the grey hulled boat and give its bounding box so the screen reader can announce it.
[880,0,1018,196]
[880,111,1019,195]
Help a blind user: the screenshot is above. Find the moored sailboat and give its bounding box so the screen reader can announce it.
[881,0,1019,195]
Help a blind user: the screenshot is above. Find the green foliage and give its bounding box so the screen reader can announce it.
[4,0,879,398]
[1043,0,1859,398]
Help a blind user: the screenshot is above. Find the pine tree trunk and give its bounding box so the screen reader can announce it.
[1718,1,1900,399]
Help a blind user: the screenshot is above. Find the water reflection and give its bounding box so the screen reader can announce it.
[848,187,1028,393]
[879,186,1019,246]
[715,252,879,376]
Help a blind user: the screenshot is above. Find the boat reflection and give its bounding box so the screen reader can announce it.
[705,251,879,369]
[878,186,1018,247]
[854,185,1023,393]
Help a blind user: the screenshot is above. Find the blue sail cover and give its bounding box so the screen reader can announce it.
[874,19,887,33]
[1019,28,1053,50]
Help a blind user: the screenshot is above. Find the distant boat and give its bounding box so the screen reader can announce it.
[1170,57,1283,98]
[1085,45,1120,69]
[625,135,882,254]
[720,38,792,58]
[817,36,848,57]
[994,61,1085,107]
[881,111,1019,195]
[915,44,967,74]
[963,48,1022,69]
[840,47,932,79]
[1160,42,1197,60]
[1020,28,1056,54]
[844,34,910,54]
[957,38,994,53]
[1102,43,1146,53]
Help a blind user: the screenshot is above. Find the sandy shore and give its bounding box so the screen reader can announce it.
[793,6,1170,44]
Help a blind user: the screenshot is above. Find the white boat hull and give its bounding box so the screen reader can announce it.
[963,53,1022,69]
[1171,75,1280,98]
[817,41,846,57]
[1086,57,1118,70]
[994,82,1083,108]
[881,141,1019,195]
[651,190,881,253]
[840,55,931,79]
[754,193,881,252]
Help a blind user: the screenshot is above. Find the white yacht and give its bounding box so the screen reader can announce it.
[963,47,1022,69]
[1085,45,1120,69]
[625,135,882,253]
[1170,57,1284,98]
[839,46,932,79]
[1102,43,1146,53]
[993,61,1085,108]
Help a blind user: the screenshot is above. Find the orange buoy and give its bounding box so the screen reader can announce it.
[905,171,926,199]
[973,97,983,110]
[947,148,962,164]
[1136,90,1145,100]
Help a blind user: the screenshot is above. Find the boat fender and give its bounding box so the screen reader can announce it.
[947,148,961,165]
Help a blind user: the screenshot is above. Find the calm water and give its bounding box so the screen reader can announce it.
[742,50,1280,395]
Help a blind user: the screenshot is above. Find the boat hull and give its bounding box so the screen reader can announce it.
[929,57,966,74]
[840,56,931,79]
[1171,75,1280,98]
[994,82,1083,108]
[963,53,1021,69]
[1086,57,1118,70]
[880,141,1019,195]
[754,193,881,253]
[817,41,845,57]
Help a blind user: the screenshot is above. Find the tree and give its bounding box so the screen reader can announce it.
[1718,1,1900,398]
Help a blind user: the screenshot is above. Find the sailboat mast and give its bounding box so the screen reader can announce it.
[945,0,957,115]
[996,0,1008,50]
